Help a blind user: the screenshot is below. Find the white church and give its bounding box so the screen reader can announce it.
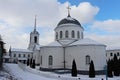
[7,7,107,74]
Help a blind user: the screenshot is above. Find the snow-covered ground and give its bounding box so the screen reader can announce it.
[3,63,120,80]
[4,63,56,80]
[0,70,11,80]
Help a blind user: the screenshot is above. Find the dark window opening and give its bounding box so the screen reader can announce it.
[71,30,75,38]
[77,31,80,38]
[60,31,62,39]
[48,55,53,65]
[65,30,68,38]
[110,53,113,56]
[34,36,37,43]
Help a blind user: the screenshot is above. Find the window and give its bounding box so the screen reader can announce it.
[48,55,53,65]
[40,56,42,65]
[110,53,113,56]
[60,31,62,38]
[23,54,25,57]
[77,31,80,38]
[117,52,119,56]
[65,30,68,38]
[71,30,75,38]
[34,36,37,43]
[56,32,58,39]
[86,55,90,65]
[19,54,21,57]
[81,32,83,39]
[28,54,30,57]
[14,54,16,57]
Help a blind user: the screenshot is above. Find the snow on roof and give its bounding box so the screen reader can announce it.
[70,38,105,46]
[44,41,62,47]
[34,44,41,50]
[3,55,10,58]
[18,58,27,60]
[106,46,120,51]
[11,48,33,53]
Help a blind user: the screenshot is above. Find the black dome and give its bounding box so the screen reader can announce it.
[57,16,81,26]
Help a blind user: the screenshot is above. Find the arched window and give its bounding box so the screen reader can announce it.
[110,53,113,56]
[117,52,119,56]
[60,31,62,39]
[23,54,25,57]
[41,56,42,65]
[65,30,68,38]
[71,30,75,38]
[81,32,83,39]
[77,31,80,38]
[48,55,53,65]
[19,54,21,57]
[34,36,37,43]
[28,54,30,57]
[56,32,58,39]
[14,54,16,57]
[86,55,90,64]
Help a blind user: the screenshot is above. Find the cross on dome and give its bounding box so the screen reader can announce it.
[67,5,71,17]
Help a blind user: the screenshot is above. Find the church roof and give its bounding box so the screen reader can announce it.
[70,38,106,46]
[43,41,62,47]
[34,44,41,50]
[106,46,120,51]
[11,48,33,53]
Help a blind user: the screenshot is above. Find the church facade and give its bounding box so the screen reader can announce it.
[38,14,106,74]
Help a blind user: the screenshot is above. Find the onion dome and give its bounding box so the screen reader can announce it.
[57,16,81,26]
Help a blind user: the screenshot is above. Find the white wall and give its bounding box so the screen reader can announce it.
[33,50,40,64]
[40,46,64,69]
[65,45,106,71]
[106,49,120,60]
[11,51,33,62]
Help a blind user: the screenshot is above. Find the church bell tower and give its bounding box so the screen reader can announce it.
[28,15,39,50]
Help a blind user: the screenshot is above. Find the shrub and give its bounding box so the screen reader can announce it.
[89,60,95,78]
[71,59,77,77]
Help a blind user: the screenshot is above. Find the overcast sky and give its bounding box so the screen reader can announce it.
[0,0,120,50]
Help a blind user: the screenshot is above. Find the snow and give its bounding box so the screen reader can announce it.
[11,48,33,53]
[18,58,27,60]
[3,63,120,80]
[4,63,56,80]
[0,70,11,80]
[34,44,41,50]
[3,55,10,58]
[44,41,62,47]
[43,38,106,47]
[106,46,120,51]
[70,38,105,46]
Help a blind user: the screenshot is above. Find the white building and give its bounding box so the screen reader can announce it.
[9,48,33,63]
[38,12,106,74]
[106,47,120,60]
[9,16,41,64]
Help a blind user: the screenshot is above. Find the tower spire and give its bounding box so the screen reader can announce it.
[34,15,37,31]
[67,4,71,17]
